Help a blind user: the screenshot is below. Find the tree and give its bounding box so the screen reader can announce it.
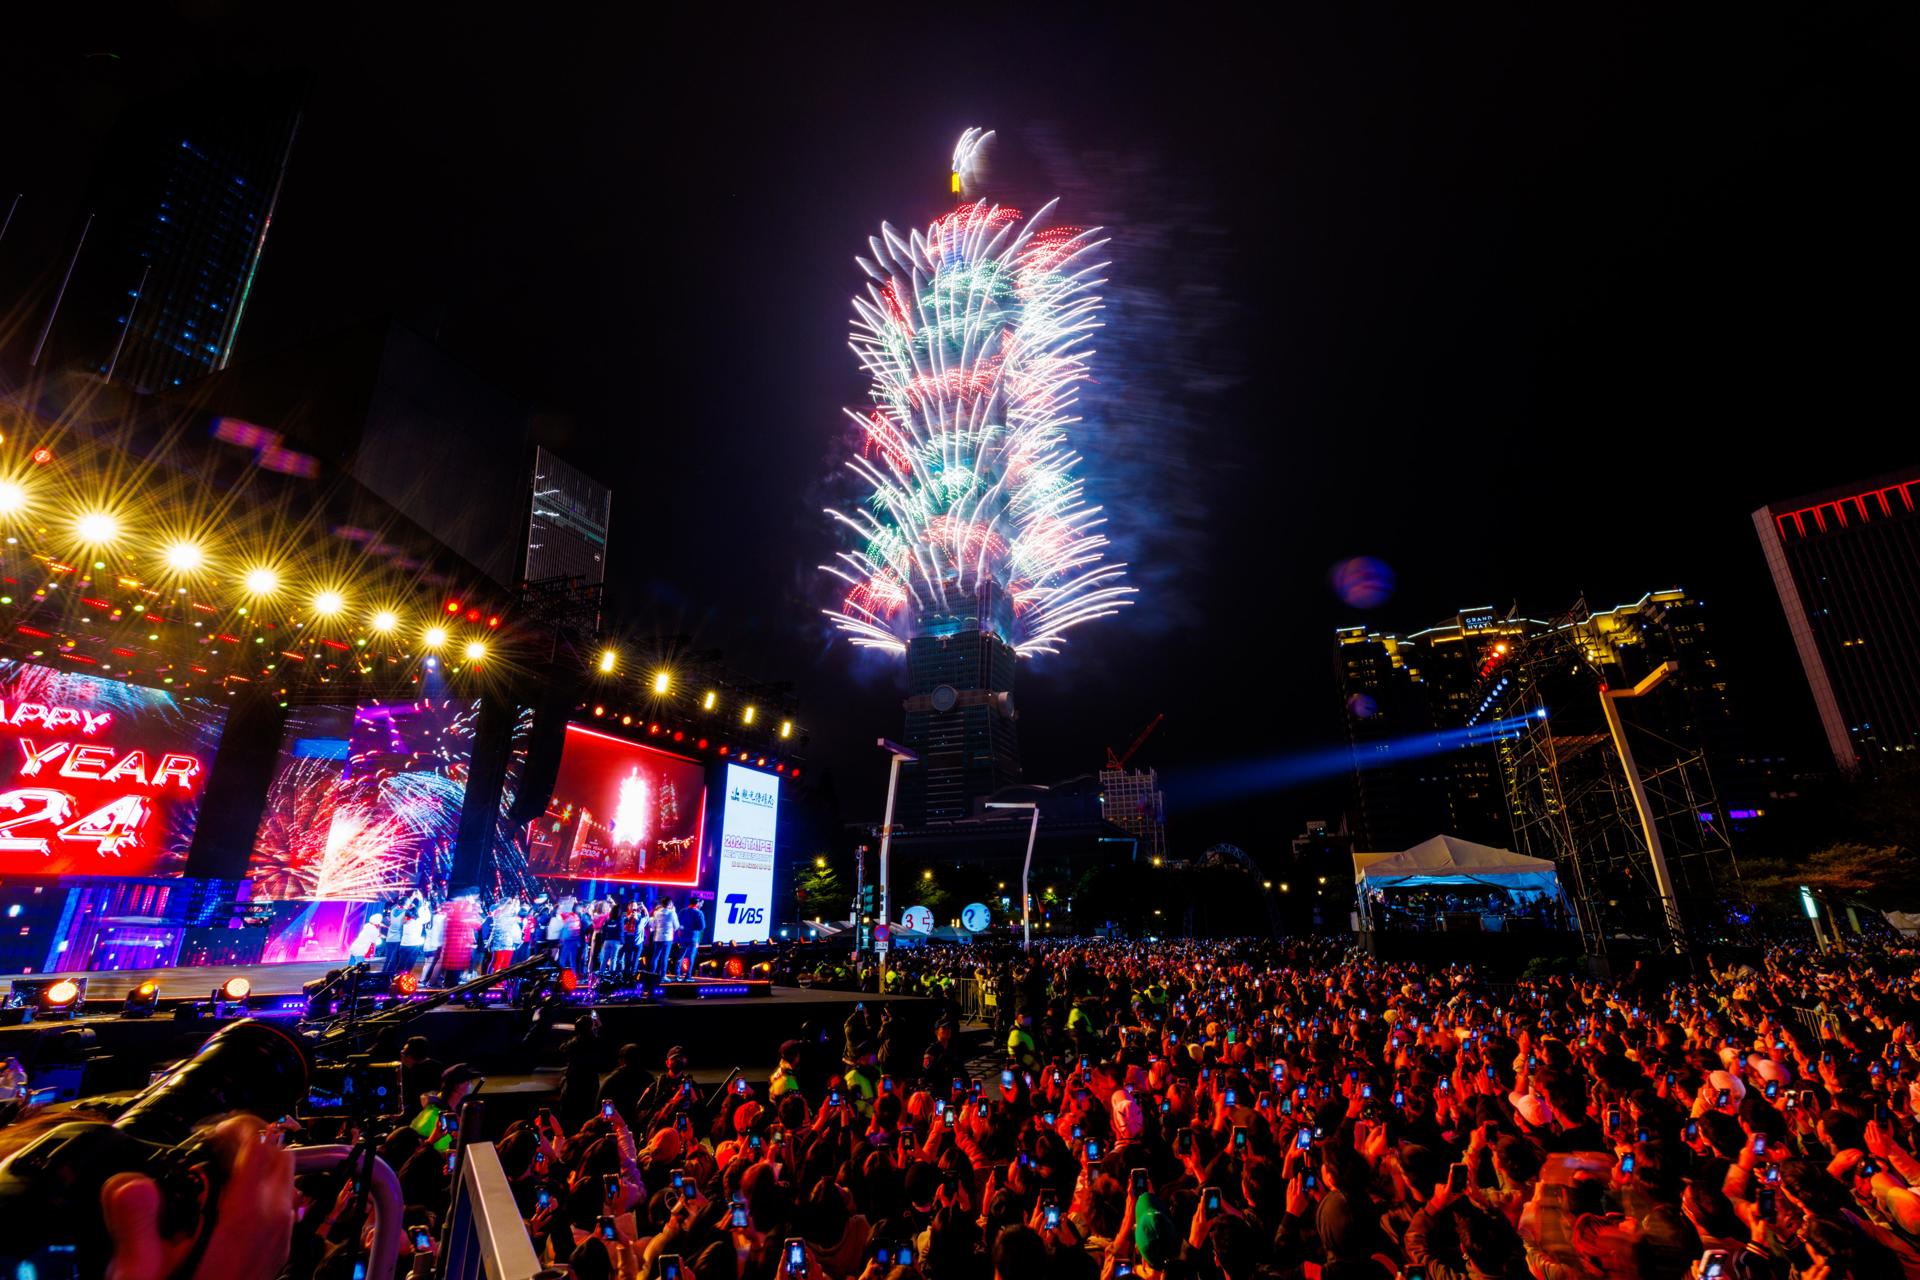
[1742,843,1920,912]
[796,859,849,924]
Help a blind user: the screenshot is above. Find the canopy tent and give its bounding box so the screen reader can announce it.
[1353,835,1567,932]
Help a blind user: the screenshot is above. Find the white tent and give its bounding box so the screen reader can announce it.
[1354,835,1566,931]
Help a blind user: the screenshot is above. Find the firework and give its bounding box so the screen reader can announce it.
[822,129,1134,658]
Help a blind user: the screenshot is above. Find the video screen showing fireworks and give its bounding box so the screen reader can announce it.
[530,724,706,885]
[249,697,477,900]
[0,659,228,877]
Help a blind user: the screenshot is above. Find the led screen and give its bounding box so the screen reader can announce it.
[250,697,477,900]
[530,725,706,885]
[711,763,778,944]
[0,659,227,877]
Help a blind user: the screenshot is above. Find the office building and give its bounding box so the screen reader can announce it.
[899,586,1021,824]
[527,446,612,586]
[1754,470,1920,770]
[26,72,302,392]
[1097,766,1166,861]
[1335,625,1450,850]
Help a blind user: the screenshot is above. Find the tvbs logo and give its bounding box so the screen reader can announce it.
[724,893,765,925]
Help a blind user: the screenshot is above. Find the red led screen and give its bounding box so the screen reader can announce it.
[0,660,227,877]
[529,724,707,885]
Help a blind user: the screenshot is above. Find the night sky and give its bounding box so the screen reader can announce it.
[6,5,1914,853]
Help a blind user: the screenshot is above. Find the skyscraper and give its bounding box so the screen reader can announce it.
[1335,625,1448,850]
[1754,470,1920,770]
[900,587,1021,825]
[41,72,302,392]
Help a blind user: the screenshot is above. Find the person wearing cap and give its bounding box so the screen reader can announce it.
[411,1062,484,1153]
[770,1039,804,1100]
[599,1041,653,1129]
[1007,1009,1040,1072]
[635,1044,700,1126]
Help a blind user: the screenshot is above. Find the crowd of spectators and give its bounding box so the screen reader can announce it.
[354,937,1920,1280]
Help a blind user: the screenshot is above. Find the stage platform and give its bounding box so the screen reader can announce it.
[0,961,939,1106]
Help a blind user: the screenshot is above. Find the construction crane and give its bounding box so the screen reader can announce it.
[1104,713,1165,771]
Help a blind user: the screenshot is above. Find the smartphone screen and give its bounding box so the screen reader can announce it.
[1203,1187,1222,1217]
[602,1100,615,1119]
[732,1204,750,1229]
[1448,1164,1469,1193]
[785,1240,807,1275]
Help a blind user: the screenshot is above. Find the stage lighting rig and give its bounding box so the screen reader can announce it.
[122,980,161,1019]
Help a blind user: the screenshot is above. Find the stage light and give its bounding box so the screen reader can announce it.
[594,705,605,717]
[163,540,205,572]
[393,972,418,996]
[780,720,792,739]
[370,610,398,633]
[652,670,671,694]
[0,480,25,515]
[621,715,632,725]
[423,625,448,649]
[44,979,81,1009]
[219,976,252,1001]
[73,511,119,545]
[742,704,756,725]
[244,566,279,595]
[599,649,618,673]
[464,640,486,662]
[672,731,683,741]
[703,690,717,710]
[30,448,52,466]
[697,738,708,749]
[445,600,461,614]
[558,968,579,994]
[312,590,345,617]
[123,980,161,1018]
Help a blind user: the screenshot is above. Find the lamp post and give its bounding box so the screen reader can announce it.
[873,739,918,989]
[1598,661,1686,954]
[986,797,1044,950]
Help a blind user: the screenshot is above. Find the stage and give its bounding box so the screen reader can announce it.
[0,960,941,1104]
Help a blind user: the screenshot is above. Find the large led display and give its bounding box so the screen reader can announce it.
[0,659,227,877]
[711,763,778,944]
[250,698,477,900]
[529,725,706,885]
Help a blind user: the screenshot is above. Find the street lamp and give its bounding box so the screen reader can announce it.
[874,738,918,986]
[1599,661,1685,953]
[986,794,1047,950]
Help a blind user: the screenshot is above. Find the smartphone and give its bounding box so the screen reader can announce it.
[439,1112,459,1136]
[1801,1089,1817,1110]
[411,1226,434,1252]
[1756,1185,1776,1220]
[1223,1088,1237,1107]
[881,1076,893,1095]
[604,1173,621,1205]
[1392,1088,1406,1109]
[1071,1123,1083,1140]
[1304,1170,1318,1191]
[445,1151,458,1175]
[1685,1120,1700,1142]
[944,1107,957,1128]
[1700,1250,1731,1279]
[750,1133,764,1152]
[897,1244,915,1268]
[1130,1168,1149,1196]
[1176,1127,1195,1155]
[977,1100,989,1119]
[829,1087,843,1107]
[663,1256,685,1280]
[1043,1110,1055,1127]
[1620,1154,1636,1175]
[1232,1125,1249,1150]
[952,1077,966,1097]
[1715,1089,1730,1108]
[671,1170,686,1192]
[536,1186,554,1211]
[1605,1108,1621,1134]
[602,1100,615,1120]
[872,1244,894,1268]
[1203,1186,1223,1217]
[1115,1265,1133,1278]
[732,1204,750,1229]
[598,1215,618,1242]
[1295,1126,1313,1150]
[1044,1204,1061,1229]
[784,1240,807,1276]
[1361,1083,1372,1099]
[1002,1069,1015,1088]
[1085,1138,1101,1161]
[1751,1135,1767,1156]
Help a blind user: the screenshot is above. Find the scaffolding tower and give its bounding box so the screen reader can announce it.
[1475,598,1740,958]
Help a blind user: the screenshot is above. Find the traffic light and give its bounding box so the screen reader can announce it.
[858,883,877,917]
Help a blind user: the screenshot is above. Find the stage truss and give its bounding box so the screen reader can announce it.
[1476,600,1741,958]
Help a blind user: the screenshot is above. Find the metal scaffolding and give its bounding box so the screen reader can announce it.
[1476,599,1740,958]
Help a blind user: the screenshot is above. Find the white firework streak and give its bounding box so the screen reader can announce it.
[822,136,1134,658]
[312,804,418,900]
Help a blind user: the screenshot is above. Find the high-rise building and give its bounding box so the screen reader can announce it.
[1753,470,1920,770]
[1097,766,1165,861]
[527,446,612,586]
[900,587,1021,825]
[34,72,302,392]
[1339,592,1742,852]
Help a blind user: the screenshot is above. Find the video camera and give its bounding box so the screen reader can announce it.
[0,1018,310,1280]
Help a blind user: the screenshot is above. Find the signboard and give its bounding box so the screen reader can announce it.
[961,902,992,933]
[530,725,707,885]
[0,661,227,877]
[899,904,934,934]
[712,763,779,944]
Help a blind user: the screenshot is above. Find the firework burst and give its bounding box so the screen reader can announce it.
[822,130,1134,657]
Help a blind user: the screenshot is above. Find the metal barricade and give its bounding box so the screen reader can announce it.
[441,1141,543,1280]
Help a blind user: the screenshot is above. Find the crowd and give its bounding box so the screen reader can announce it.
[16,934,1920,1280]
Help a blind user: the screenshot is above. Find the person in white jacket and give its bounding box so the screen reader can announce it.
[649,899,679,977]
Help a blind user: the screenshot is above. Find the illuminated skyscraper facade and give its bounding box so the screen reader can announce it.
[1754,471,1920,770]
